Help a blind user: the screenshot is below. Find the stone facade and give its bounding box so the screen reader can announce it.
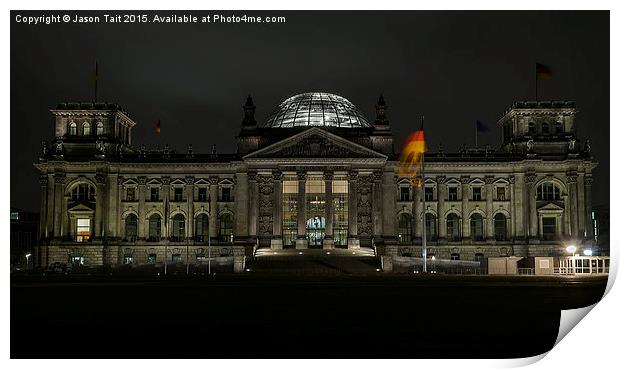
[34,96,597,271]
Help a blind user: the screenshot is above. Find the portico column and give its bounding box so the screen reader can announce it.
[39,176,48,239]
[485,176,495,242]
[233,172,249,244]
[271,171,283,250]
[567,172,579,238]
[509,175,516,240]
[62,195,69,238]
[526,172,538,241]
[137,176,146,239]
[437,176,446,241]
[296,172,308,249]
[248,172,258,239]
[208,177,219,242]
[323,171,334,250]
[94,173,107,239]
[107,174,119,239]
[162,177,170,238]
[382,170,397,245]
[584,176,594,240]
[347,171,360,249]
[186,176,194,240]
[577,174,586,238]
[53,173,65,239]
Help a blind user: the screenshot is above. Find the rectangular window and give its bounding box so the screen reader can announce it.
[496,187,506,201]
[542,217,557,240]
[198,188,208,202]
[123,256,133,265]
[172,254,182,263]
[472,187,482,201]
[282,180,299,247]
[147,254,157,264]
[399,187,410,201]
[76,218,90,242]
[126,187,136,201]
[174,187,183,202]
[424,187,434,201]
[448,187,458,201]
[150,187,160,201]
[221,187,231,202]
[451,253,460,261]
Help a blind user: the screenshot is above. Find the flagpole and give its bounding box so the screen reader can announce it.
[475,121,478,148]
[421,116,427,274]
[535,62,538,101]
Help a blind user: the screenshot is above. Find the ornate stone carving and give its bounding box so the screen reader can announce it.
[348,171,358,182]
[566,173,578,184]
[54,173,66,184]
[54,140,64,155]
[323,171,334,181]
[161,176,171,185]
[485,176,495,185]
[585,176,594,186]
[95,174,107,185]
[508,175,515,184]
[257,175,274,236]
[39,176,48,186]
[373,171,383,182]
[526,139,534,152]
[185,176,195,186]
[273,170,283,181]
[96,140,106,155]
[525,172,537,184]
[138,176,147,186]
[357,175,374,236]
[460,176,471,184]
[436,176,446,184]
[117,176,124,186]
[248,171,257,182]
[41,141,48,157]
[209,176,219,185]
[264,134,377,158]
[297,171,307,181]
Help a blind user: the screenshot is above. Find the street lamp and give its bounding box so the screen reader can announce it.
[584,249,593,256]
[25,253,32,271]
[566,245,576,257]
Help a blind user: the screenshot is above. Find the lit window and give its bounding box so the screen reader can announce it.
[76,218,91,242]
[172,254,182,263]
[123,255,134,265]
[397,213,413,243]
[147,254,157,264]
[96,122,104,135]
[450,253,460,261]
[83,122,91,135]
[69,122,77,135]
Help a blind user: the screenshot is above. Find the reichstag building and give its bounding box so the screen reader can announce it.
[34,92,597,272]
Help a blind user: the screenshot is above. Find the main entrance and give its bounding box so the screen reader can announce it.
[306,215,326,247]
[306,180,326,247]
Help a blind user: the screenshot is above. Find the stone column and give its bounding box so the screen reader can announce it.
[382,170,397,246]
[94,173,107,238]
[577,174,586,238]
[461,176,470,241]
[584,176,594,240]
[161,176,170,238]
[107,174,119,239]
[296,172,308,249]
[46,173,54,239]
[137,176,146,239]
[247,172,258,239]
[485,176,495,242]
[62,195,69,238]
[513,173,526,240]
[509,175,516,240]
[526,172,538,241]
[115,176,123,239]
[39,176,48,239]
[186,176,194,240]
[234,172,249,244]
[373,171,385,241]
[271,171,283,250]
[323,171,334,250]
[567,172,579,238]
[347,171,360,249]
[563,194,571,237]
[437,176,446,241]
[208,177,218,242]
[53,173,66,239]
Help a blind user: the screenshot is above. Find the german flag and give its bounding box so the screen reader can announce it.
[155,119,161,134]
[398,128,426,185]
[536,63,553,80]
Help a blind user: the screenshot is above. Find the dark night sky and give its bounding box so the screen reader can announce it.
[10,11,609,212]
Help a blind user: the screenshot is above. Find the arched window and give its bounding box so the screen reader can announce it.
[171,214,185,241]
[397,213,413,243]
[68,121,77,135]
[96,122,104,135]
[494,213,507,241]
[425,213,437,241]
[555,120,563,134]
[541,122,550,134]
[124,214,138,242]
[195,213,209,242]
[446,213,461,241]
[148,214,161,242]
[470,213,484,241]
[537,182,562,201]
[528,122,536,135]
[70,183,95,201]
[83,122,91,135]
[219,213,233,243]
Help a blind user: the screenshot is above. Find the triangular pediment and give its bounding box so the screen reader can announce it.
[538,202,564,211]
[67,203,95,213]
[243,127,387,160]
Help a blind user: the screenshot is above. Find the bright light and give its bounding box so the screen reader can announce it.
[352,252,356,255]
[584,249,593,256]
[431,256,436,260]
[376,268,381,272]
[25,253,32,258]
[326,251,331,255]
[245,268,251,272]
[298,252,303,255]
[566,245,577,254]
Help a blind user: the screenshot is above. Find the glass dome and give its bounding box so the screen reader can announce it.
[263,92,371,128]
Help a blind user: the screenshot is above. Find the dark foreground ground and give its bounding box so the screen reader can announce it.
[11,273,607,359]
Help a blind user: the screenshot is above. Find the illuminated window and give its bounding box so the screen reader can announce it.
[71,183,95,201]
[282,180,298,247]
[96,122,104,135]
[83,122,91,135]
[332,179,348,246]
[76,218,91,242]
[123,255,134,265]
[147,254,157,264]
[219,213,233,243]
[68,121,77,135]
[172,254,182,263]
[450,253,460,261]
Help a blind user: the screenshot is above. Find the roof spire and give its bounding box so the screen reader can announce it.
[374,94,389,126]
[242,94,257,126]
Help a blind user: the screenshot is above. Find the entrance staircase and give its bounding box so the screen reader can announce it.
[247,248,380,276]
